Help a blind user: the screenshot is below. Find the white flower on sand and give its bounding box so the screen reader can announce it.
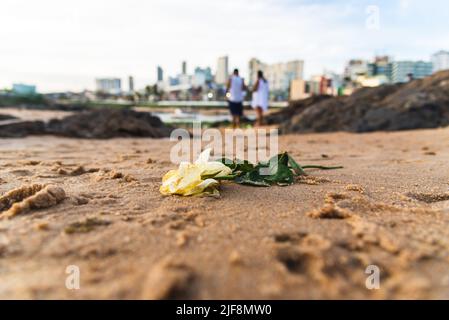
[160,149,232,197]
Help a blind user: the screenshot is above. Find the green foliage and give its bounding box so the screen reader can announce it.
[0,94,46,106]
[217,152,343,187]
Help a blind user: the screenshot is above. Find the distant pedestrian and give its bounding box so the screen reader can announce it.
[226,69,245,129]
[251,70,269,127]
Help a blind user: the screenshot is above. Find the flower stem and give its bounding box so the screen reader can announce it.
[215,175,238,181]
[302,165,344,170]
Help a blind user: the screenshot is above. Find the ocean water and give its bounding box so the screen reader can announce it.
[153,112,256,124]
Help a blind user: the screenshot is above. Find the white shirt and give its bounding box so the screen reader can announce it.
[229,75,244,103]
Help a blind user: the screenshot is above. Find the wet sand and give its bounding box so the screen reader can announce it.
[1,128,449,299]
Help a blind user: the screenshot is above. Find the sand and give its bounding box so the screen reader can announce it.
[0,108,72,123]
[0,128,449,299]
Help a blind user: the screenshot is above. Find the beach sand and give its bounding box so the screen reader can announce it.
[1,128,449,299]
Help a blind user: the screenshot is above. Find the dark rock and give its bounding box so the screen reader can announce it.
[208,116,254,128]
[0,114,18,122]
[0,109,173,139]
[0,121,46,138]
[46,109,173,139]
[274,70,449,133]
[265,95,332,125]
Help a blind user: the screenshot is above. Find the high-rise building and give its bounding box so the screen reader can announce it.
[157,66,164,82]
[128,76,134,92]
[182,61,187,75]
[249,58,304,92]
[95,78,122,95]
[431,50,449,73]
[391,61,433,83]
[215,56,229,85]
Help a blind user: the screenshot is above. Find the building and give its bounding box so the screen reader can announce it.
[367,56,393,82]
[178,74,192,86]
[193,67,213,87]
[182,61,187,75]
[157,66,164,82]
[290,79,307,100]
[249,58,304,94]
[323,71,344,95]
[215,56,229,85]
[344,57,396,88]
[344,60,369,82]
[431,50,449,73]
[359,75,390,87]
[12,83,36,95]
[128,76,134,92]
[168,76,180,86]
[95,78,122,95]
[391,61,433,83]
[248,58,264,86]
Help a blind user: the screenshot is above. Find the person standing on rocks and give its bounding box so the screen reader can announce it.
[226,69,246,129]
[252,70,269,127]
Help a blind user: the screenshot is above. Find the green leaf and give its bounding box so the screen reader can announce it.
[264,152,289,167]
[235,170,271,187]
[288,154,306,176]
[219,158,255,174]
[234,160,255,173]
[264,163,294,186]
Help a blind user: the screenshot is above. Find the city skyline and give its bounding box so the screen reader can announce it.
[1,0,449,92]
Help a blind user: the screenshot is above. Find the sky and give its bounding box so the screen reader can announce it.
[1,0,448,92]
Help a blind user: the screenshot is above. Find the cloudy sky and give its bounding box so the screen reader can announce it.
[1,0,448,92]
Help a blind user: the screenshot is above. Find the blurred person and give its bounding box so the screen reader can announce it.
[226,69,245,129]
[251,70,269,127]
